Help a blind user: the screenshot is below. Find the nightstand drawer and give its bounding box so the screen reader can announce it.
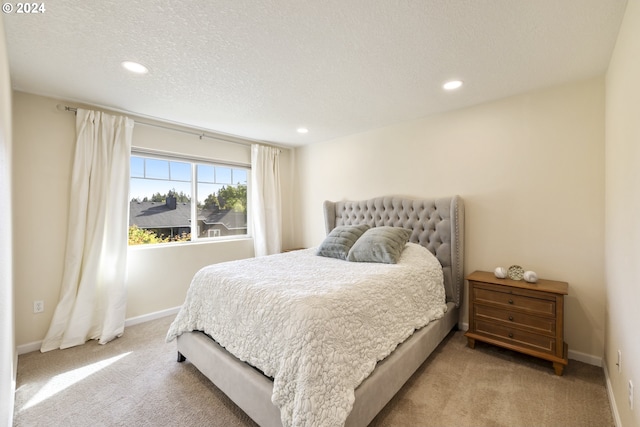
[474,304,556,336]
[473,285,555,317]
[475,319,556,354]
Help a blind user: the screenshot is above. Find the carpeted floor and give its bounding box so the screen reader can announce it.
[14,316,614,427]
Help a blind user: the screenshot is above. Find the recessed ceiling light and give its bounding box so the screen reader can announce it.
[297,127,309,134]
[121,61,149,74]
[443,80,463,90]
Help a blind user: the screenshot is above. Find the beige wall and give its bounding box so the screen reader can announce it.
[294,77,606,363]
[12,93,75,347]
[12,91,295,347]
[0,15,16,427]
[605,0,640,425]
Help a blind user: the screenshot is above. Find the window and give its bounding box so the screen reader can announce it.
[129,153,249,245]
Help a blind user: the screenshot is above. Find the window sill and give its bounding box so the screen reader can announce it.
[127,236,253,251]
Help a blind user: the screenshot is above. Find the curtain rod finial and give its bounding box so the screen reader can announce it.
[56,104,77,113]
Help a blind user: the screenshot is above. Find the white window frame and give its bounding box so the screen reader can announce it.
[129,149,251,245]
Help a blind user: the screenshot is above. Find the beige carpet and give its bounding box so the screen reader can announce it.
[14,316,614,427]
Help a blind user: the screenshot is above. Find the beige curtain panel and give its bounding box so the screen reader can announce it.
[41,109,134,352]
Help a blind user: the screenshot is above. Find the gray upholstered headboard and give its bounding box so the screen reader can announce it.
[323,196,465,307]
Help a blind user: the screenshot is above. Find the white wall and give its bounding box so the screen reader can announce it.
[11,91,295,347]
[294,77,606,363]
[605,0,640,425]
[0,15,15,427]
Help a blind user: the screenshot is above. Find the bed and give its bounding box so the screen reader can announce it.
[167,195,465,427]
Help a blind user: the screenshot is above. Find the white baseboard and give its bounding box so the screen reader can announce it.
[17,341,41,355]
[603,361,623,427]
[17,306,181,355]
[568,349,602,367]
[124,306,180,327]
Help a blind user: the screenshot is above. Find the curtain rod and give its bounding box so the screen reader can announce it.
[57,104,288,150]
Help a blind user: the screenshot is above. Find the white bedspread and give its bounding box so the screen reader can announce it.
[166,243,446,427]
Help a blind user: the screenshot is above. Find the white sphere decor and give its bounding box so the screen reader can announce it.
[494,267,507,279]
[524,271,538,283]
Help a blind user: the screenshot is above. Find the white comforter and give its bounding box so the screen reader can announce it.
[166,243,446,427]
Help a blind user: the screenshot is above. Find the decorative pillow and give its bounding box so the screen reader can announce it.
[316,224,371,260]
[347,226,412,264]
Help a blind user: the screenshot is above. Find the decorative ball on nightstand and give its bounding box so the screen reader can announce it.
[494,267,507,279]
[524,271,538,283]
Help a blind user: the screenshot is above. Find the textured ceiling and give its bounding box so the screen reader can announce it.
[3,0,628,146]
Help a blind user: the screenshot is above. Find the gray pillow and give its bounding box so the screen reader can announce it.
[316,224,371,260]
[347,226,412,264]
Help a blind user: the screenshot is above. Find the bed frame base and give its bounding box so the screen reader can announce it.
[177,303,458,427]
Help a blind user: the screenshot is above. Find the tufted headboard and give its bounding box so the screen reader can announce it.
[323,196,465,307]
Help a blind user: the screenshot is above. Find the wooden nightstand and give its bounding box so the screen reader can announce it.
[464,270,569,375]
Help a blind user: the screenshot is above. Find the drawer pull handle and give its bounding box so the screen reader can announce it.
[508,332,514,338]
[508,315,514,321]
[508,299,514,304]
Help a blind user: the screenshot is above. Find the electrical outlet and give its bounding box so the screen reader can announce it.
[33,300,44,313]
[630,380,634,410]
[617,350,622,373]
